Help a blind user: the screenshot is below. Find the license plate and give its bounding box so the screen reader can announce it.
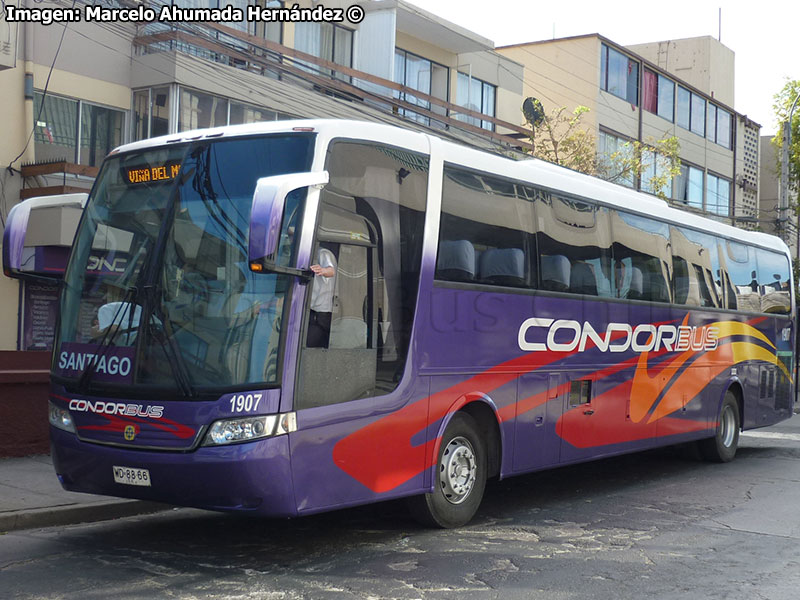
[113,466,151,487]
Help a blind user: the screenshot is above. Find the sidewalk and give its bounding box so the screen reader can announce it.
[0,455,170,533]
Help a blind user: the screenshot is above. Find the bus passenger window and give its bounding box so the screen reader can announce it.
[537,195,612,297]
[437,166,534,288]
[670,227,720,308]
[725,241,761,313]
[611,211,671,303]
[756,249,791,314]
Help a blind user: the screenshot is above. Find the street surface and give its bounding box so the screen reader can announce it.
[3,415,800,599]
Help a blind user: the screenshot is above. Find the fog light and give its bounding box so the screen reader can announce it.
[49,401,76,434]
[202,413,296,446]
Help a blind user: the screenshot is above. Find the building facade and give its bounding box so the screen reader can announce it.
[0,0,526,356]
[497,34,760,228]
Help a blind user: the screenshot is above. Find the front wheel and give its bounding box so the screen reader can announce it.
[407,412,487,528]
[698,391,740,463]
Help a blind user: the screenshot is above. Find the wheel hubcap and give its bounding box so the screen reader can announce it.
[439,436,477,505]
[720,404,736,448]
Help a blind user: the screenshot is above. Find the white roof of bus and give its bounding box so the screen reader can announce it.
[112,119,790,256]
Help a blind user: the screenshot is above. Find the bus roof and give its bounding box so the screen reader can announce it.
[112,119,790,257]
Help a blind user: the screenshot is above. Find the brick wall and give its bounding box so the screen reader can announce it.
[0,351,50,457]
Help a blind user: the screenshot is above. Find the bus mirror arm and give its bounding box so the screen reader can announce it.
[248,171,329,266]
[254,262,314,283]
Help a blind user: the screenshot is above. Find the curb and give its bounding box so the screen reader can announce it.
[0,500,173,533]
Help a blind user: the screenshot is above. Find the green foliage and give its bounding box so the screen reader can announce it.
[598,135,682,201]
[771,79,800,209]
[525,101,597,174]
[523,101,681,200]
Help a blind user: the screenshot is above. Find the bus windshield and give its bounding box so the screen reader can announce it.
[54,133,315,396]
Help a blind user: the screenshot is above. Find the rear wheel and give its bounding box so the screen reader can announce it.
[698,391,740,463]
[407,412,487,528]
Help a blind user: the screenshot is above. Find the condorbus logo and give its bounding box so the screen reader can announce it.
[68,399,164,419]
[518,318,719,353]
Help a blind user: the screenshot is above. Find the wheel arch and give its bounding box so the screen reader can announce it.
[435,393,503,481]
[724,380,745,431]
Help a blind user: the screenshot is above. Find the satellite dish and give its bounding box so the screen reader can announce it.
[522,97,544,126]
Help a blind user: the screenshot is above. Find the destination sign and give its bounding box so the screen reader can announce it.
[124,163,181,185]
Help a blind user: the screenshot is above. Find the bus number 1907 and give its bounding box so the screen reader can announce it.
[229,393,262,413]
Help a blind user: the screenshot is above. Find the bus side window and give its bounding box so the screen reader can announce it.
[725,241,761,313]
[437,166,534,289]
[537,195,613,298]
[756,248,791,314]
[611,211,671,304]
[671,226,720,309]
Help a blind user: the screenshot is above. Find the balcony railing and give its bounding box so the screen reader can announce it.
[133,22,534,152]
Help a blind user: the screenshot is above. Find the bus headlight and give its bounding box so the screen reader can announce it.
[202,412,296,446]
[49,401,76,434]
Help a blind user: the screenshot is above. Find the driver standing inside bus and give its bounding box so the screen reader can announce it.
[307,246,337,347]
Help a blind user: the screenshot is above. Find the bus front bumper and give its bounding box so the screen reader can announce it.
[50,427,297,517]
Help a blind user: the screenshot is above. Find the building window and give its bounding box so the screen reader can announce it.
[597,131,635,188]
[674,164,704,210]
[394,48,449,126]
[229,102,278,125]
[601,44,639,105]
[133,87,170,141]
[179,88,228,131]
[34,91,125,167]
[707,104,732,149]
[640,147,673,197]
[706,173,731,216]
[294,21,353,80]
[642,69,674,121]
[677,86,706,137]
[456,72,496,131]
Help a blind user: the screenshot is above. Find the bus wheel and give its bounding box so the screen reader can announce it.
[407,411,487,528]
[698,391,740,463]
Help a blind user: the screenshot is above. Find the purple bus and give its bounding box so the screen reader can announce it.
[3,120,795,527]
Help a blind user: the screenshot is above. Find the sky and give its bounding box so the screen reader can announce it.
[406,0,797,136]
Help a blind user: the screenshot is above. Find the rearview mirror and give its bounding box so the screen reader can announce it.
[248,171,329,266]
[2,194,87,281]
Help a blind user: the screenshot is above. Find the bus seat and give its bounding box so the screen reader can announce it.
[673,274,690,304]
[569,261,597,296]
[540,254,570,292]
[627,267,644,300]
[479,248,526,286]
[436,240,476,282]
[645,271,670,303]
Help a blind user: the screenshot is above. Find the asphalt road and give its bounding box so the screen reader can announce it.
[3,416,800,599]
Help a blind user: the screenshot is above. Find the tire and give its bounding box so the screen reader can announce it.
[698,391,740,463]
[407,412,487,528]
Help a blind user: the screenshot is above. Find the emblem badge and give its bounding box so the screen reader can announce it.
[124,425,136,441]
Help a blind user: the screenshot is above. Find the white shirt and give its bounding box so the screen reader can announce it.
[310,248,336,312]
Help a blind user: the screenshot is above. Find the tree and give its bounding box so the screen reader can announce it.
[524,100,681,201]
[770,79,800,295]
[771,79,800,207]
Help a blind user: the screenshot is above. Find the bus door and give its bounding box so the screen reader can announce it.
[289,141,430,514]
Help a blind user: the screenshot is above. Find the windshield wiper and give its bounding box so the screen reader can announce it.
[77,286,138,394]
[141,285,196,399]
